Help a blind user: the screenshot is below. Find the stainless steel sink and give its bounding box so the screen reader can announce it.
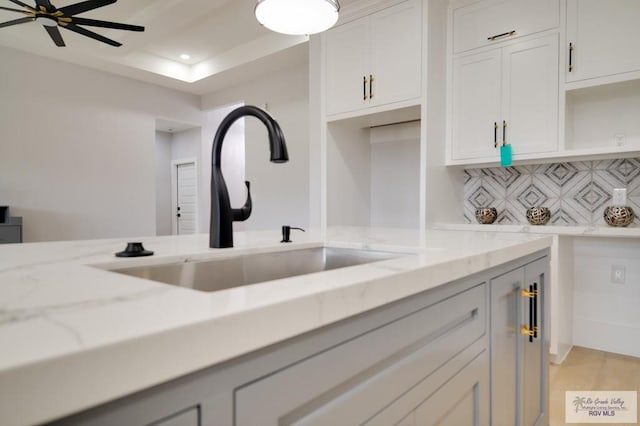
[110,246,404,293]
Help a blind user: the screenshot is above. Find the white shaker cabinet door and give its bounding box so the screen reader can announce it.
[502,34,559,156]
[369,0,422,108]
[325,0,421,117]
[567,0,640,83]
[451,49,502,161]
[325,18,369,116]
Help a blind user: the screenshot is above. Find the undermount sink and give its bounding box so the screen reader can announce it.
[110,246,405,293]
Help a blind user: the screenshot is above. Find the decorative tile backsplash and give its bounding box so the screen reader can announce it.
[463,158,640,226]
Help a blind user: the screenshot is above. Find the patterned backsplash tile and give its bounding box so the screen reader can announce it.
[463,158,640,226]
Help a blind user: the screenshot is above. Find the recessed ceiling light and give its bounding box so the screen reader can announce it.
[179,54,190,61]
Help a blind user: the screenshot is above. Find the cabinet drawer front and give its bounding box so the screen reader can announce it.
[412,349,489,426]
[234,283,486,425]
[365,341,488,426]
[148,407,200,426]
[452,0,559,54]
[0,226,21,244]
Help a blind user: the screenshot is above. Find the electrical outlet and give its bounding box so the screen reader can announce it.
[611,265,626,284]
[614,134,626,147]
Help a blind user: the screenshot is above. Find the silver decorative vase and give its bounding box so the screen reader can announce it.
[603,206,635,227]
[475,207,498,224]
[526,207,550,225]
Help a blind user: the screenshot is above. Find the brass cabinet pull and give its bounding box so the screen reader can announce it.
[363,76,368,100]
[569,42,574,72]
[502,120,507,146]
[533,282,538,338]
[521,285,540,342]
[369,74,374,99]
[488,30,516,41]
[521,287,536,298]
[520,325,540,336]
[521,325,534,336]
[494,122,498,148]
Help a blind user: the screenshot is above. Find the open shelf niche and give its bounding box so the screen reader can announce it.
[326,107,422,230]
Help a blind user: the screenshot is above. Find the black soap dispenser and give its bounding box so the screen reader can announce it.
[281,226,305,243]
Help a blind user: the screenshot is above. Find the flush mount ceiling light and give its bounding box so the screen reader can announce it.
[255,0,340,35]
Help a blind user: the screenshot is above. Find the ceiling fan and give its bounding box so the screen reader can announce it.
[0,0,144,47]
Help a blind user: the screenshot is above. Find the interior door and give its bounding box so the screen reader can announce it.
[176,162,197,235]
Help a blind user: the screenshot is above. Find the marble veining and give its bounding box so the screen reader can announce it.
[0,227,552,426]
[0,287,168,326]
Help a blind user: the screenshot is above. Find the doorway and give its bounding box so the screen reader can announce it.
[172,159,198,235]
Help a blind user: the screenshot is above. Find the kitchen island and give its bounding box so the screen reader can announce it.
[0,228,552,426]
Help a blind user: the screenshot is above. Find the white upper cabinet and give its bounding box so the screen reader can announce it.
[451,49,502,160]
[325,19,370,116]
[325,0,422,117]
[452,0,559,54]
[501,35,559,156]
[450,34,559,162]
[566,0,640,85]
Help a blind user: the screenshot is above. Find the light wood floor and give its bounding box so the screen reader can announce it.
[550,346,640,426]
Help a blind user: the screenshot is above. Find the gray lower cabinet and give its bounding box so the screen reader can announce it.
[148,407,200,426]
[235,282,486,426]
[0,217,22,244]
[51,251,548,426]
[491,257,548,426]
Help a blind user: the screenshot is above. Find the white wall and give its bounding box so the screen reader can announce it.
[201,62,310,231]
[573,237,640,358]
[155,131,172,235]
[370,122,420,228]
[0,46,203,242]
[171,128,202,162]
[326,122,372,228]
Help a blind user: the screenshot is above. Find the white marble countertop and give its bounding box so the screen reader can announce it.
[0,227,552,426]
[433,222,640,238]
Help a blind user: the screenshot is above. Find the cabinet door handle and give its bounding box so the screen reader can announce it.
[521,285,540,342]
[569,42,574,72]
[369,74,374,99]
[363,76,368,100]
[533,281,538,339]
[502,120,507,146]
[494,122,498,148]
[487,30,516,41]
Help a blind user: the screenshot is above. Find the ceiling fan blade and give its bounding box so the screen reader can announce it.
[44,25,65,46]
[34,0,54,11]
[63,23,121,46]
[69,17,144,32]
[0,6,29,13]
[7,0,35,11]
[0,16,33,28]
[58,0,116,16]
